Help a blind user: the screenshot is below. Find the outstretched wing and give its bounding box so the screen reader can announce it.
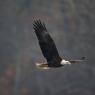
[69,57,86,63]
[33,20,62,66]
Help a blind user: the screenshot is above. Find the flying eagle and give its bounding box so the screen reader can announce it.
[33,20,85,69]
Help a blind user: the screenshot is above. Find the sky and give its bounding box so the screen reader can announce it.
[0,0,95,95]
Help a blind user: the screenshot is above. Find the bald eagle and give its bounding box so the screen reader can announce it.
[33,20,85,69]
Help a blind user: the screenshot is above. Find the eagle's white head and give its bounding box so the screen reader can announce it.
[61,59,71,65]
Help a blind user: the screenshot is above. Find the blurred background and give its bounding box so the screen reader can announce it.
[0,0,95,95]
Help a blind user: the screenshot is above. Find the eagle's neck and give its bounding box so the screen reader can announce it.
[61,59,71,65]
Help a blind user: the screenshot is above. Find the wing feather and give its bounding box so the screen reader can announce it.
[33,20,62,66]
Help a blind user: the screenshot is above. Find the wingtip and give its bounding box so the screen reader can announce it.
[81,56,86,60]
[33,19,47,32]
